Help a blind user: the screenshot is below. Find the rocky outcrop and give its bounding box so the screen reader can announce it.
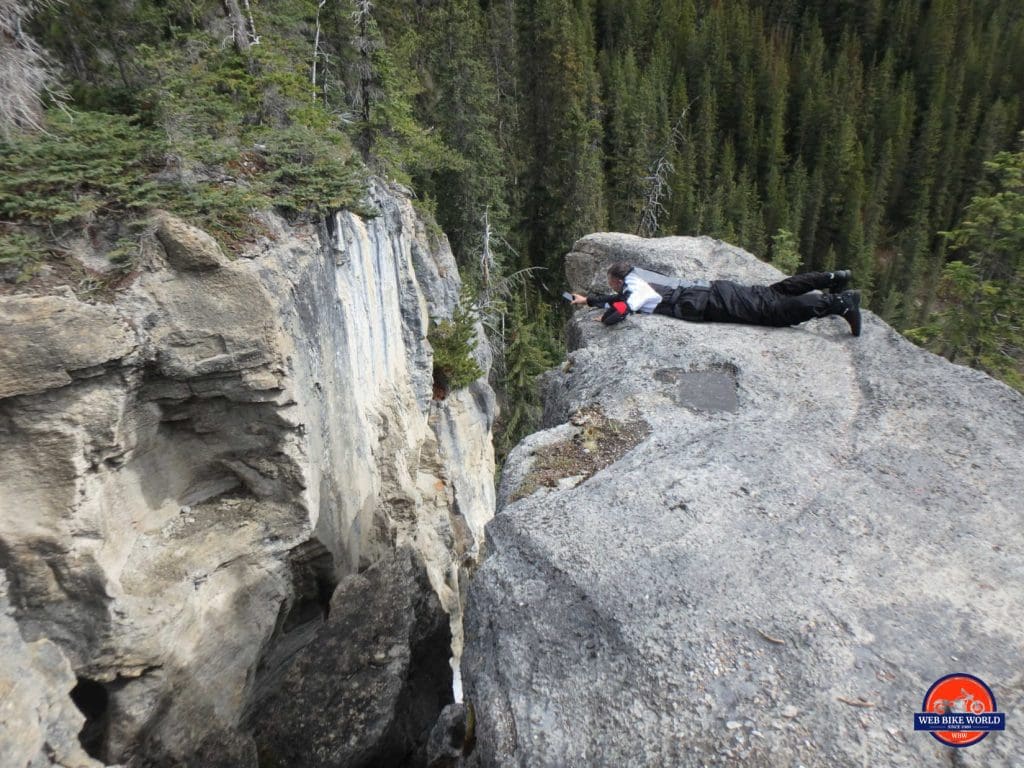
[463,233,1024,766]
[0,182,495,765]
[0,295,138,399]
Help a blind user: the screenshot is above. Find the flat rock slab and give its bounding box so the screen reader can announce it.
[463,234,1024,767]
[654,368,739,412]
[0,295,136,399]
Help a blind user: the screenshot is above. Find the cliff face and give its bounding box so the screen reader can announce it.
[464,234,1024,767]
[0,182,495,765]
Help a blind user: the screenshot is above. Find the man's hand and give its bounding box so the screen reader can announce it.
[600,301,629,325]
[570,293,588,305]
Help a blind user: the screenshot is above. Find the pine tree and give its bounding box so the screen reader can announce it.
[907,135,1024,390]
[495,289,560,459]
[519,0,605,273]
[420,0,508,269]
[348,0,454,180]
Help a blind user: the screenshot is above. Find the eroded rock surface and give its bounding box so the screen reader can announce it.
[0,182,495,766]
[464,233,1024,767]
[0,575,104,768]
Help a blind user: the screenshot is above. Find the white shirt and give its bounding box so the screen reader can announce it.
[623,272,662,314]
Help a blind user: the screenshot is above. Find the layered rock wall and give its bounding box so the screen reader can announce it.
[0,182,495,765]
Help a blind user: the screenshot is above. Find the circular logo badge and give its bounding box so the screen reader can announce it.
[921,673,997,747]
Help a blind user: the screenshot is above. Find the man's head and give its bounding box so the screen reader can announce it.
[607,261,632,291]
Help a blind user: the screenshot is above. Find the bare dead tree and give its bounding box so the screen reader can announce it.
[637,156,673,238]
[222,0,259,55]
[481,207,494,289]
[241,0,259,44]
[311,0,327,102]
[636,99,697,238]
[0,0,67,139]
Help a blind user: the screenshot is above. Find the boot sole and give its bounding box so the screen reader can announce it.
[845,291,862,336]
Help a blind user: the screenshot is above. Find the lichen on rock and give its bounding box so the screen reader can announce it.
[502,405,651,504]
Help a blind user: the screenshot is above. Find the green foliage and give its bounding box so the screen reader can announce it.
[135,30,370,220]
[354,2,462,185]
[0,229,46,282]
[0,109,258,249]
[908,138,1024,390]
[257,127,367,218]
[770,228,801,275]
[13,0,373,254]
[0,111,165,224]
[430,294,484,394]
[519,0,606,272]
[495,290,561,460]
[414,0,510,268]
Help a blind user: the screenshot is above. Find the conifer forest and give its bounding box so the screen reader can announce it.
[3,0,1023,451]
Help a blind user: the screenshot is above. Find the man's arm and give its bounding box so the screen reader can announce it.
[569,291,624,306]
[586,292,621,307]
[570,292,630,325]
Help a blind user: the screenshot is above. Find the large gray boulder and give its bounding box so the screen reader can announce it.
[463,233,1024,767]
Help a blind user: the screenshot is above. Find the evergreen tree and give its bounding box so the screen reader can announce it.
[519,0,605,273]
[419,0,508,269]
[349,0,454,181]
[908,136,1024,390]
[495,289,560,459]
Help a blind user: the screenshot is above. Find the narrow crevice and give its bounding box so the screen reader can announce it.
[244,538,339,717]
[70,676,110,761]
[283,540,337,631]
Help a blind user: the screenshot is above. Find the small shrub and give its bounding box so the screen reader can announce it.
[256,126,366,218]
[0,229,45,282]
[770,228,801,275]
[0,111,165,225]
[430,298,483,395]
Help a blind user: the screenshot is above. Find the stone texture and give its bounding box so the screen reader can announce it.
[250,547,452,767]
[0,182,495,766]
[0,575,104,768]
[155,213,228,272]
[425,703,470,767]
[463,233,1024,767]
[0,294,138,399]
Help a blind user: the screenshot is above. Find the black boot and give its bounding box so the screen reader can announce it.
[830,290,861,336]
[828,269,852,293]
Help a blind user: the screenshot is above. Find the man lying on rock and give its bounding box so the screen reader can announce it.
[569,261,862,336]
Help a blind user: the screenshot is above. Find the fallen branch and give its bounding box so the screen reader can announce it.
[756,627,786,645]
[837,696,877,708]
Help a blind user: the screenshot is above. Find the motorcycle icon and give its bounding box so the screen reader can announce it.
[933,688,986,715]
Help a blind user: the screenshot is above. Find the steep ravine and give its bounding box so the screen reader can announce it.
[0,181,495,766]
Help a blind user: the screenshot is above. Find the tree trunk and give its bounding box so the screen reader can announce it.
[222,0,251,55]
